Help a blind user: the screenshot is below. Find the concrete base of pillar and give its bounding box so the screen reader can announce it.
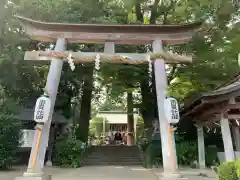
[45,160,53,167]
[14,173,52,180]
[15,175,51,180]
[158,171,182,180]
[15,177,51,180]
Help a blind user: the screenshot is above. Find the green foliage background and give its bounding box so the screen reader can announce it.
[0,87,21,169]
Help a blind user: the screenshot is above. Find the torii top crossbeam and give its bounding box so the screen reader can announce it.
[16,16,202,45]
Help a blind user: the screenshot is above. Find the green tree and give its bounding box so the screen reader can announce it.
[2,0,240,145]
[89,116,109,137]
[136,116,145,141]
[0,86,21,169]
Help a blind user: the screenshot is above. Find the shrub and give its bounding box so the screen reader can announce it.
[205,146,219,166]
[136,116,145,141]
[0,88,21,170]
[139,139,149,152]
[53,137,86,168]
[89,117,109,137]
[0,114,21,169]
[217,161,238,180]
[176,141,198,166]
[142,140,198,168]
[144,140,162,168]
[234,157,240,177]
[141,139,218,168]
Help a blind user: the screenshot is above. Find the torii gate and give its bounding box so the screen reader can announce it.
[15,16,202,180]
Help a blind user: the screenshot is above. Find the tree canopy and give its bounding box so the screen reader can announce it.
[0,0,240,142]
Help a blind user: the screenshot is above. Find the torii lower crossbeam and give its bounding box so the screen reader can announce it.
[24,51,192,64]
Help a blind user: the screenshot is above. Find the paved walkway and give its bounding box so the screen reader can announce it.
[51,166,158,180]
[0,166,218,180]
[0,166,157,180]
[151,168,217,180]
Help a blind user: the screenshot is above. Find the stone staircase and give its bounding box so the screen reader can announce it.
[82,145,143,166]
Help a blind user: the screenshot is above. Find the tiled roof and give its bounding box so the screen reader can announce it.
[181,72,240,117]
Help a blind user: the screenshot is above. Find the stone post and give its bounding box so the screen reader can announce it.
[103,41,115,140]
[152,40,178,175]
[171,128,178,169]
[104,42,115,54]
[233,125,240,151]
[134,114,137,143]
[45,125,56,167]
[197,126,206,168]
[220,115,235,161]
[127,92,134,145]
[103,118,106,137]
[16,38,66,180]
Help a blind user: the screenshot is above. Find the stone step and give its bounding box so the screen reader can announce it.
[82,145,142,167]
[82,162,142,166]
[86,156,141,158]
[85,160,141,162]
[87,155,141,158]
[88,154,141,157]
[85,158,141,161]
[82,157,142,161]
[87,156,141,159]
[90,153,139,155]
[90,147,139,150]
[91,151,139,153]
[84,159,141,162]
[92,152,139,153]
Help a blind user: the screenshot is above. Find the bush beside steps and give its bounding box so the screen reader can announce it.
[53,137,91,168]
[217,157,240,180]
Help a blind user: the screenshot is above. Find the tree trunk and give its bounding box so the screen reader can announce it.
[135,1,143,23]
[140,72,154,140]
[134,0,161,142]
[152,62,159,120]
[150,0,160,24]
[151,62,161,140]
[127,92,134,145]
[76,65,94,142]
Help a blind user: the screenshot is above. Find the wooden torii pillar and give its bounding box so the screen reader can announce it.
[15,16,202,180]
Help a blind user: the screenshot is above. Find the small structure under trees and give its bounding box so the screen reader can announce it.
[15,15,202,180]
[15,107,68,165]
[181,73,240,168]
[17,108,67,145]
[94,111,139,144]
